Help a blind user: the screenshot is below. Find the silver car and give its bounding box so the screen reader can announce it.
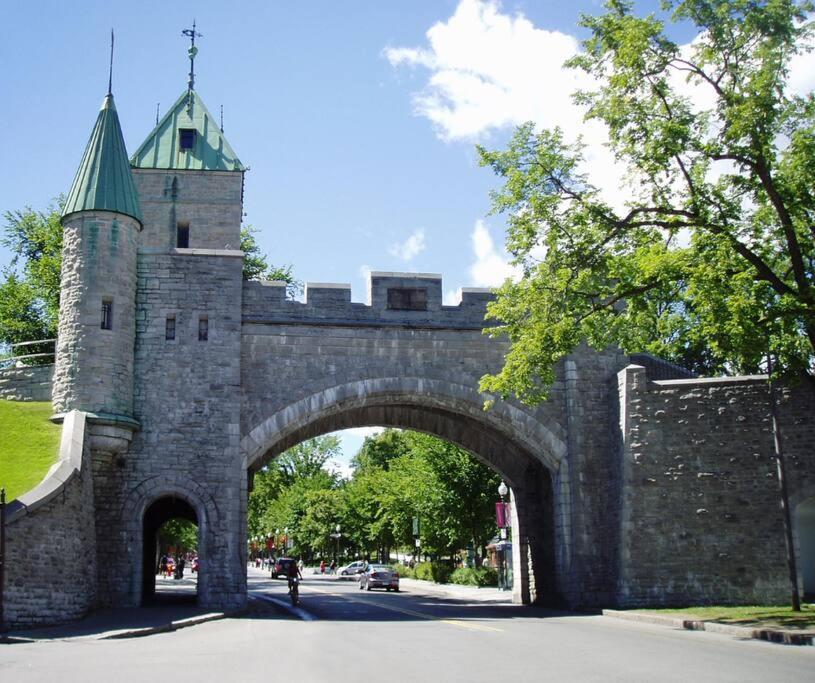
[358,564,400,591]
[337,560,367,578]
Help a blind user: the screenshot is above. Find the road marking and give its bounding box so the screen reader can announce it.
[305,585,503,632]
[253,592,318,621]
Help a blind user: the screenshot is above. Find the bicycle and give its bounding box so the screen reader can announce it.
[288,577,300,606]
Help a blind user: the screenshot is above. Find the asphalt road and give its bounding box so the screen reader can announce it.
[2,571,813,682]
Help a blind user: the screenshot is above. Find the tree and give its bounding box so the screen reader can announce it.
[240,225,303,298]
[0,204,63,349]
[247,436,342,559]
[345,430,500,562]
[478,0,815,404]
[157,518,198,555]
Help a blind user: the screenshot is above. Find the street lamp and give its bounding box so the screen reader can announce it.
[497,481,509,591]
[335,524,341,565]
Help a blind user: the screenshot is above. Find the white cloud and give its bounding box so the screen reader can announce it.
[469,219,518,287]
[444,287,462,305]
[342,426,386,438]
[388,228,427,261]
[359,264,372,304]
[384,0,591,142]
[384,0,626,207]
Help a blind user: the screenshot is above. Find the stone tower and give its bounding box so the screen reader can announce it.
[52,90,143,452]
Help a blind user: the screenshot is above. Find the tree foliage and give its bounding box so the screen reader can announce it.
[240,225,303,298]
[0,204,63,348]
[247,429,501,563]
[478,0,815,403]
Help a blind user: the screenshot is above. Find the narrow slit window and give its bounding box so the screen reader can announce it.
[176,222,190,248]
[179,128,196,151]
[101,299,113,330]
[165,316,176,340]
[198,317,208,342]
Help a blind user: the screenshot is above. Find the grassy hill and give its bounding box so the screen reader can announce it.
[0,400,61,501]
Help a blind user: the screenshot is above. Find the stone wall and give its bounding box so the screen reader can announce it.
[0,364,53,402]
[4,411,97,627]
[90,249,244,609]
[132,169,243,250]
[52,211,140,417]
[615,366,815,607]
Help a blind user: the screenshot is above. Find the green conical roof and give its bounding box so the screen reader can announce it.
[130,89,244,171]
[62,94,142,225]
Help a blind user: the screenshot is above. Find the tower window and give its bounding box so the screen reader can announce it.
[177,222,190,248]
[179,128,196,151]
[198,316,208,342]
[165,316,176,340]
[101,299,113,330]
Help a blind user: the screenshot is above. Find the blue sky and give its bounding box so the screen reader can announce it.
[3,1,812,473]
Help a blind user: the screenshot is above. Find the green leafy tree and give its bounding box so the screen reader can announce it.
[0,204,63,350]
[157,518,198,555]
[478,0,815,403]
[351,428,412,472]
[240,225,303,298]
[247,436,343,559]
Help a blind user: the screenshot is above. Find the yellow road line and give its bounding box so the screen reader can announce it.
[305,585,503,632]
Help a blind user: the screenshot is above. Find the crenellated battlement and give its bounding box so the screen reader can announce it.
[242,271,495,329]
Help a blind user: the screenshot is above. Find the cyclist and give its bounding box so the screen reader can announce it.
[287,558,302,594]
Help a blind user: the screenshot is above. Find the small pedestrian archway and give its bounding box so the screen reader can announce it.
[141,496,200,604]
[241,379,570,605]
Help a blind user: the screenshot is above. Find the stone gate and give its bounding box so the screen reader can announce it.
[2,79,814,627]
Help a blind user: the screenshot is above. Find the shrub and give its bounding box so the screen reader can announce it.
[394,563,415,579]
[450,566,498,587]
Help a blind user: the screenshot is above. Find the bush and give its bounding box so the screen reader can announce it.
[450,566,498,587]
[394,563,415,579]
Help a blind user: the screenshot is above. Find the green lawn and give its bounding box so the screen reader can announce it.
[640,604,815,631]
[0,400,61,501]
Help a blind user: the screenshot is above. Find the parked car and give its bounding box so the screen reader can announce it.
[337,560,367,579]
[358,564,399,592]
[272,557,297,579]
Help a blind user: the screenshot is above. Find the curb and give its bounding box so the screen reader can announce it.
[99,610,239,640]
[602,609,814,646]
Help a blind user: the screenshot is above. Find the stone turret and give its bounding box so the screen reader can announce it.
[52,92,142,451]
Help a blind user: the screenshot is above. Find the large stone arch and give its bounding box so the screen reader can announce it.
[241,376,567,473]
[240,377,569,605]
[118,474,221,608]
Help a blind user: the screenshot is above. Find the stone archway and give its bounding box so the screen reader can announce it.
[118,475,220,608]
[142,496,198,603]
[241,379,569,605]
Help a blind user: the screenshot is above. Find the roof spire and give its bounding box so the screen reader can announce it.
[181,20,202,114]
[108,29,114,96]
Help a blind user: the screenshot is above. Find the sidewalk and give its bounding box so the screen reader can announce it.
[2,573,236,642]
[393,577,514,604]
[2,605,234,643]
[602,609,814,646]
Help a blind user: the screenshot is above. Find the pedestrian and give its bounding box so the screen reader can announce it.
[330,559,336,575]
[320,559,326,574]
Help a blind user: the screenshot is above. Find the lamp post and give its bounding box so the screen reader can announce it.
[335,524,341,565]
[497,481,509,591]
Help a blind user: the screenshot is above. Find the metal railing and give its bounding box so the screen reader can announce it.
[0,338,56,369]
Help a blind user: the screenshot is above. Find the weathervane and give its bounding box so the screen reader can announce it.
[182,20,202,113]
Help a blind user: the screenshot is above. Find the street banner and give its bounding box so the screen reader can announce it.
[496,501,510,528]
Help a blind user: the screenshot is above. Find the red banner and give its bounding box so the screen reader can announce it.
[496,501,510,528]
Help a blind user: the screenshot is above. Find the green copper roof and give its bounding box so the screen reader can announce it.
[130,89,244,171]
[63,94,143,225]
